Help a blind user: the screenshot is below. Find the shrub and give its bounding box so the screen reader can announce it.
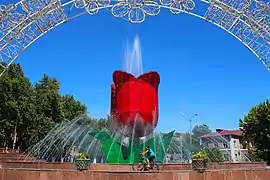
[202,147,225,163]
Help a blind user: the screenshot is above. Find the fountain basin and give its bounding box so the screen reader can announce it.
[1,168,270,180]
[0,162,267,171]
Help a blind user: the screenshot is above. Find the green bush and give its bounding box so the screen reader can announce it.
[202,147,225,163]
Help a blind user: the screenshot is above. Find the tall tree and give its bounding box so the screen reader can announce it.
[192,124,212,138]
[61,95,87,120]
[34,74,63,123]
[239,99,270,165]
[0,63,34,149]
[0,64,90,150]
[180,124,212,156]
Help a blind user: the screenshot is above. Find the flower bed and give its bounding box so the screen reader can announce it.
[191,151,208,172]
[74,153,91,171]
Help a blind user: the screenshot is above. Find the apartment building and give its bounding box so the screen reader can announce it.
[200,129,251,162]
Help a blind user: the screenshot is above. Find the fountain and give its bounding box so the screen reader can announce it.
[89,35,175,164]
[22,36,253,166]
[0,34,268,180]
[124,35,143,77]
[23,36,174,164]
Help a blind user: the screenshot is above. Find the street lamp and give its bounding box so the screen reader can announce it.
[181,113,198,147]
[182,113,198,163]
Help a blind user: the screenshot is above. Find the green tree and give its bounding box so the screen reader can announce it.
[95,116,110,130]
[34,74,63,123]
[0,64,90,151]
[182,124,212,155]
[247,150,264,162]
[0,63,34,149]
[61,95,87,120]
[192,124,212,138]
[239,99,270,165]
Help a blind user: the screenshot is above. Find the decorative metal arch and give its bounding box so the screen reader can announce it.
[0,0,269,76]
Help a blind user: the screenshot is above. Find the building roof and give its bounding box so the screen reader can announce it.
[200,129,243,138]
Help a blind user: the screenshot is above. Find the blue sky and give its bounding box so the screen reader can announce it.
[6,1,270,133]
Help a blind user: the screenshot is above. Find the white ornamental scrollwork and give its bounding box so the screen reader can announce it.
[111,0,160,23]
[75,0,110,15]
[250,1,270,29]
[0,3,27,42]
[0,4,26,29]
[0,0,270,77]
[74,0,86,9]
[160,0,195,14]
[21,0,53,14]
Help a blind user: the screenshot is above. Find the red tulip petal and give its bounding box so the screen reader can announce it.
[113,70,135,86]
[138,71,160,91]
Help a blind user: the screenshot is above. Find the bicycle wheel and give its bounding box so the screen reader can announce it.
[132,163,137,171]
[134,163,145,171]
[153,160,164,170]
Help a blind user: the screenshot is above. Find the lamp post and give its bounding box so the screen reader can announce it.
[181,113,198,147]
[182,113,198,163]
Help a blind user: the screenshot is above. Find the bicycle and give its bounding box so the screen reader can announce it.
[132,154,164,171]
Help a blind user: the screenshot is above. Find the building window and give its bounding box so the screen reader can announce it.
[234,140,237,148]
[223,143,229,148]
[208,143,214,148]
[218,143,224,148]
[242,141,247,149]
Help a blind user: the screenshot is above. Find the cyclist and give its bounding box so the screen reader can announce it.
[141,145,155,169]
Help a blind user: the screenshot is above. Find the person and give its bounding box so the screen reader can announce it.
[141,145,155,169]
